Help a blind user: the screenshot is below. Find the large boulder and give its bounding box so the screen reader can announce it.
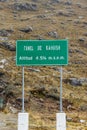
[0,42,16,51]
[0,0,7,2]
[48,31,59,38]
[12,3,37,11]
[19,26,33,33]
[0,29,13,37]
[65,78,87,86]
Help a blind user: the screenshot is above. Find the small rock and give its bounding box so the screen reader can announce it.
[37,14,46,18]
[65,78,87,86]
[57,10,74,17]
[69,49,74,53]
[40,98,44,103]
[48,31,58,38]
[12,3,37,11]
[0,0,7,2]
[80,105,87,111]
[0,122,6,127]
[58,10,64,15]
[50,0,60,4]
[0,42,16,51]
[65,1,72,5]
[0,59,7,64]
[78,37,85,42]
[83,32,87,36]
[9,106,18,114]
[19,26,33,33]
[16,97,28,103]
[0,65,4,69]
[0,29,9,37]
[28,68,40,72]
[0,72,4,76]
[83,21,87,25]
[32,0,38,2]
[0,29,13,37]
[80,119,86,123]
[73,19,80,24]
[78,16,84,19]
[76,3,82,8]
[66,117,72,122]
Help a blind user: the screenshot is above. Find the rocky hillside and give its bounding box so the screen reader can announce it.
[0,0,87,130]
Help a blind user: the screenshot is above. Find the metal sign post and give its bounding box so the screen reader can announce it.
[56,66,66,130]
[18,66,29,130]
[22,66,25,112]
[60,66,63,112]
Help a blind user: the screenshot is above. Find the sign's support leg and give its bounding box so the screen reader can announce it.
[56,66,66,130]
[60,66,63,112]
[18,67,29,130]
[22,66,25,113]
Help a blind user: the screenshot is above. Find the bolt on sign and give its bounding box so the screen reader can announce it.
[16,40,68,66]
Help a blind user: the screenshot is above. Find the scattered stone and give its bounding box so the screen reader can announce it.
[37,35,44,40]
[64,78,87,86]
[45,87,59,100]
[0,59,7,64]
[73,19,80,24]
[0,65,4,69]
[37,14,46,18]
[65,1,72,5]
[76,3,82,8]
[80,119,86,123]
[9,106,18,114]
[0,30,9,37]
[83,21,87,25]
[28,67,40,72]
[0,0,7,2]
[0,59,8,69]
[19,26,33,33]
[12,3,37,11]
[0,72,4,76]
[66,117,72,122]
[83,32,87,36]
[69,49,74,53]
[0,29,13,37]
[0,97,6,110]
[80,105,87,111]
[48,31,58,38]
[50,0,60,4]
[57,10,75,17]
[58,10,64,15]
[0,37,8,41]
[32,0,38,2]
[78,37,85,42]
[0,42,16,51]
[75,49,85,55]
[16,97,28,103]
[78,16,84,19]
[0,80,7,88]
[39,98,44,103]
[0,122,6,127]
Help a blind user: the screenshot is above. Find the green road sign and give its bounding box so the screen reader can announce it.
[16,40,68,66]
